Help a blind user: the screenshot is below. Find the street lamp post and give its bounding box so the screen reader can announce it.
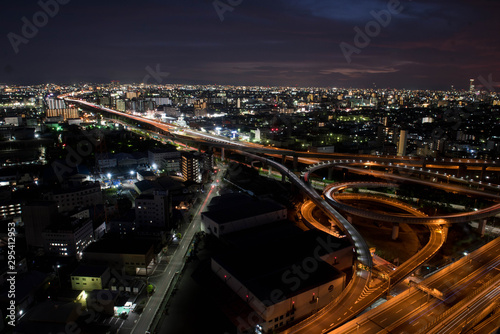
[54,264,61,288]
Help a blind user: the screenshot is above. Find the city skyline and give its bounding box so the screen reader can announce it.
[2,1,500,333]
[1,0,499,90]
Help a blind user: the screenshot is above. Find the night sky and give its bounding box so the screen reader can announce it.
[1,0,499,90]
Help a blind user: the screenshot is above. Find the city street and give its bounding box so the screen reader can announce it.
[118,165,225,334]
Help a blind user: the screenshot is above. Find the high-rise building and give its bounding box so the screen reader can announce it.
[46,108,80,120]
[397,129,408,156]
[116,99,126,112]
[148,147,181,172]
[201,153,214,172]
[135,191,171,229]
[45,182,103,213]
[42,217,94,258]
[255,128,261,141]
[181,152,201,183]
[46,98,66,110]
[470,79,475,93]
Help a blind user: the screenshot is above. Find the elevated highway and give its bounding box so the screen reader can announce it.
[323,181,500,225]
[62,95,500,177]
[330,237,500,334]
[299,189,446,332]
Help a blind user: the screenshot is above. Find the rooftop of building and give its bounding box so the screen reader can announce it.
[21,200,58,207]
[134,176,186,194]
[71,264,109,277]
[202,193,285,225]
[43,216,92,233]
[136,192,167,201]
[83,237,154,255]
[212,221,350,302]
[51,181,101,195]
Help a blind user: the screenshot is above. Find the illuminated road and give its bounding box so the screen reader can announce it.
[304,160,500,193]
[428,276,500,334]
[465,307,500,333]
[128,166,225,334]
[323,179,500,225]
[331,237,500,334]
[62,95,500,176]
[299,197,446,333]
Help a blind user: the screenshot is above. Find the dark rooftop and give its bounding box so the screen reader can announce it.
[203,193,285,225]
[44,216,91,232]
[71,264,109,277]
[212,221,351,302]
[84,237,154,255]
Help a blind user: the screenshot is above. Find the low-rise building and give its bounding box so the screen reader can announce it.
[210,221,351,333]
[70,264,111,291]
[83,238,156,276]
[42,216,94,258]
[45,181,103,213]
[135,191,171,230]
[148,147,181,172]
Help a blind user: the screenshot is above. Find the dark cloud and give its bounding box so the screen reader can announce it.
[0,0,499,89]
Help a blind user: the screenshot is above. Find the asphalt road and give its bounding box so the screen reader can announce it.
[296,200,445,334]
[126,166,225,334]
[331,237,500,334]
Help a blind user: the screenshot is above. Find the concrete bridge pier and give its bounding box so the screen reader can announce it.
[282,154,287,164]
[221,147,225,161]
[268,165,272,176]
[478,218,487,237]
[293,155,298,171]
[346,215,353,223]
[282,173,286,183]
[392,223,400,240]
